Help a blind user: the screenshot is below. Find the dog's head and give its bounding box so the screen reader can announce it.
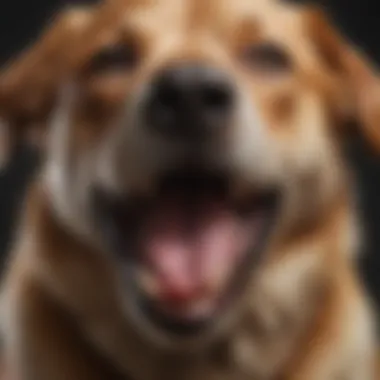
[1,0,380,348]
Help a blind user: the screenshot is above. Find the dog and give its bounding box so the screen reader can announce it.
[0,0,379,379]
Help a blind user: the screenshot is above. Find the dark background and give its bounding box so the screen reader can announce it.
[0,0,379,311]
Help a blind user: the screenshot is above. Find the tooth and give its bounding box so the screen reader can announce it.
[208,259,234,295]
[138,269,160,298]
[186,298,214,319]
[195,299,214,317]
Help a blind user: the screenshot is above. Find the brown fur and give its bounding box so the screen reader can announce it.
[0,1,379,379]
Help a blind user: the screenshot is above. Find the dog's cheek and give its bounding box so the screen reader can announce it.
[227,97,283,190]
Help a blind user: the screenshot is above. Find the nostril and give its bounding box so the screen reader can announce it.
[201,84,233,112]
[157,83,180,111]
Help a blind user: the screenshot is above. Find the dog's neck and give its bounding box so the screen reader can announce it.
[16,182,356,380]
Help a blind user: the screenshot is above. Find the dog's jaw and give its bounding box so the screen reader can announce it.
[5,177,372,380]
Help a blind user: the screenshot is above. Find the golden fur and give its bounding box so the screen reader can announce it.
[0,0,379,379]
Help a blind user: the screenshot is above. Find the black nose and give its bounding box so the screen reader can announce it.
[146,64,234,139]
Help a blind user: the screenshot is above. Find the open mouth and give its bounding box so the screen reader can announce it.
[93,168,280,337]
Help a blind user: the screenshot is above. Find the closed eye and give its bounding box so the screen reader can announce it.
[241,42,292,74]
[85,43,139,74]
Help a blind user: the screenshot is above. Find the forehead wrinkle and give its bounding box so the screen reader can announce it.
[212,0,302,36]
[121,0,186,39]
[187,0,216,32]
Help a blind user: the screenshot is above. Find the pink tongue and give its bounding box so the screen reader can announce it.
[141,200,252,303]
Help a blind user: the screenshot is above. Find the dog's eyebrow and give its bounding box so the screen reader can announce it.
[231,17,262,46]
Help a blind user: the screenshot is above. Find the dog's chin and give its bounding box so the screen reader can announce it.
[92,167,281,343]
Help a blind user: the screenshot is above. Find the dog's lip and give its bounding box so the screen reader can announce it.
[92,169,280,336]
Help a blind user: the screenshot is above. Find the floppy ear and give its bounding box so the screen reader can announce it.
[305,7,380,152]
[0,6,94,167]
